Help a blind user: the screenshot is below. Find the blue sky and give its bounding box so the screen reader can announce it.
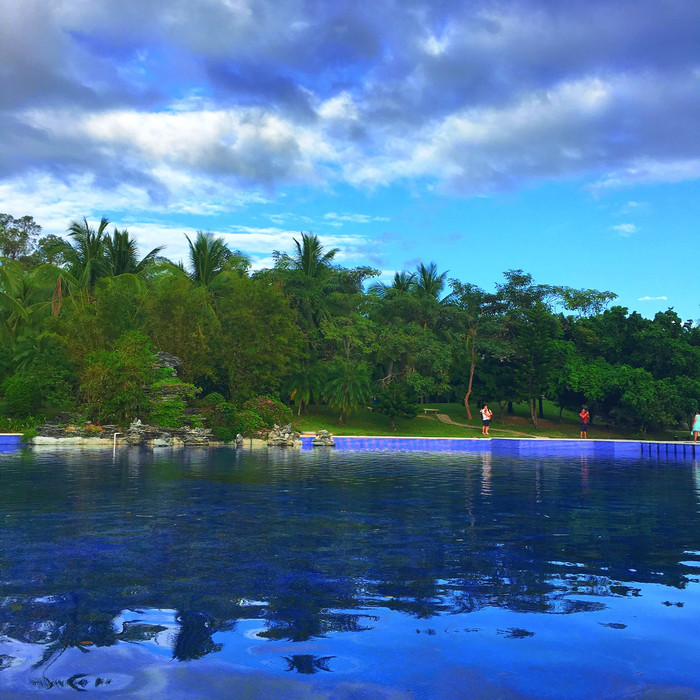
[1,0,699,319]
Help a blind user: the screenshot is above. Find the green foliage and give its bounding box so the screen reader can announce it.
[0,214,41,260]
[241,395,292,428]
[1,212,697,437]
[202,392,225,406]
[234,409,265,435]
[212,274,303,402]
[374,382,418,430]
[2,369,73,418]
[149,377,199,428]
[80,331,157,424]
[20,426,38,443]
[322,358,372,423]
[212,425,238,442]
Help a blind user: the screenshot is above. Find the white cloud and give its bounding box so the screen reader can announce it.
[612,223,638,236]
[637,295,668,302]
[324,212,390,225]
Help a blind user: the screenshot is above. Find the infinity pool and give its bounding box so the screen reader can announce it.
[1,447,699,698]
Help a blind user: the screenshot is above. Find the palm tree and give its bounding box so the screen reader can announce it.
[104,228,164,277]
[322,359,371,424]
[287,232,339,277]
[0,259,56,345]
[185,231,249,290]
[58,217,111,291]
[284,360,325,415]
[369,271,416,299]
[186,231,230,288]
[415,262,448,300]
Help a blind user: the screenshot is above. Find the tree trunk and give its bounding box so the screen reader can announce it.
[529,398,538,427]
[464,343,476,419]
[538,396,544,419]
[507,401,514,415]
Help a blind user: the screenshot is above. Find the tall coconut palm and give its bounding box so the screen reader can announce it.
[185,231,249,290]
[59,217,111,291]
[289,232,339,277]
[276,233,341,336]
[104,228,164,277]
[415,262,448,300]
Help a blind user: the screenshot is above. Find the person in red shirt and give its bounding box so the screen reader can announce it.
[579,407,590,439]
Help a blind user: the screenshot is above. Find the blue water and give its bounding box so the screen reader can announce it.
[1,447,699,698]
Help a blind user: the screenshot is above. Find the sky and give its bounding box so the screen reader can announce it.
[1,0,699,320]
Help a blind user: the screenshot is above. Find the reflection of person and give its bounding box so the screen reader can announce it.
[579,407,590,439]
[692,411,700,443]
[480,404,493,435]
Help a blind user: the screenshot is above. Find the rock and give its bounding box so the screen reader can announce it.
[156,352,183,377]
[267,423,301,447]
[124,419,213,446]
[312,430,335,447]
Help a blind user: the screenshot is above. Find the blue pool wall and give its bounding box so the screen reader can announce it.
[300,435,700,458]
[0,434,22,452]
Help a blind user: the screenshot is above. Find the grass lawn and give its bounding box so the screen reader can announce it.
[292,400,678,441]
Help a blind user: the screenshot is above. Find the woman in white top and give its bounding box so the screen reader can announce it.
[480,404,493,436]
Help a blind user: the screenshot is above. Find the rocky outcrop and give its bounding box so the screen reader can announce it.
[124,419,212,446]
[312,430,335,447]
[267,423,301,447]
[156,352,183,377]
[36,419,118,441]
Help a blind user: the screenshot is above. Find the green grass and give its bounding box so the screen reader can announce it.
[292,400,678,441]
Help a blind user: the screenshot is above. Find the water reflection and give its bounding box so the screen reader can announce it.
[0,447,698,692]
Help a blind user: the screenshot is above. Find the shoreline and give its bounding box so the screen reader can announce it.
[18,434,700,459]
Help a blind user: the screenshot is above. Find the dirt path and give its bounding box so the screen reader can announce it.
[434,413,538,437]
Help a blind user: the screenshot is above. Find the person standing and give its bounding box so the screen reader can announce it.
[692,410,700,443]
[480,404,493,436]
[579,406,590,439]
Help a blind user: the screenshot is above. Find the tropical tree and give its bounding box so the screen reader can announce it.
[286,232,339,277]
[0,214,41,260]
[103,228,164,277]
[415,262,448,300]
[448,280,505,418]
[369,271,416,299]
[57,217,111,292]
[185,231,249,290]
[322,358,372,423]
[0,259,57,346]
[284,360,325,414]
[273,233,341,341]
[374,381,419,430]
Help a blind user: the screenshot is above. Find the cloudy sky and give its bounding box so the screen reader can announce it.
[1,0,699,319]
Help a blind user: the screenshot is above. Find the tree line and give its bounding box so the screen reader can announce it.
[0,212,698,435]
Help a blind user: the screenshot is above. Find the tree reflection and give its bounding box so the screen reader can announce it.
[0,448,698,665]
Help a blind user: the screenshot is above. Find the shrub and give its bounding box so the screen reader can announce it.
[241,396,292,428]
[233,409,264,436]
[149,378,199,428]
[2,367,73,419]
[202,392,225,407]
[212,426,238,443]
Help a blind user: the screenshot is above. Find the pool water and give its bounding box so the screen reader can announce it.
[0,447,699,698]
